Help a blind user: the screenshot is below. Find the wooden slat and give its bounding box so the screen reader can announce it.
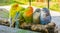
[0,25,40,33]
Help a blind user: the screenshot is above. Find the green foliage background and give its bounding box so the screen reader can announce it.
[0,0,60,12]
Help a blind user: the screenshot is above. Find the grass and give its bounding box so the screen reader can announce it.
[49,3,60,12]
[31,2,60,12]
[0,0,60,12]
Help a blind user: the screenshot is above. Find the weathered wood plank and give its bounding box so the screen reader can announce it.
[0,25,40,33]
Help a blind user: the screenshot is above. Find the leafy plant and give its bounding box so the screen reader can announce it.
[50,3,60,12]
